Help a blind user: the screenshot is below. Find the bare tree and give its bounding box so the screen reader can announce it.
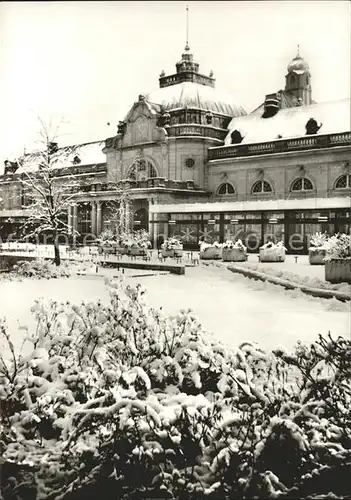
[100,187,133,240]
[16,118,80,265]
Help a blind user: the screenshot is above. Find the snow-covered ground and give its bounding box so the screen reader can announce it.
[0,264,349,356]
[244,253,326,280]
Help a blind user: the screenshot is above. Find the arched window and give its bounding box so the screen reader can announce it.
[251,180,273,194]
[128,159,158,180]
[291,177,314,192]
[217,183,235,195]
[334,174,351,189]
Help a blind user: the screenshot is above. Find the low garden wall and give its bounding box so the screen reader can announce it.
[228,264,350,302]
[0,253,185,276]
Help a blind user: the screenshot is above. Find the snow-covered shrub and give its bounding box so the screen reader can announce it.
[1,281,350,499]
[161,237,183,251]
[223,239,247,252]
[199,241,223,251]
[121,230,151,249]
[96,229,119,248]
[260,240,287,251]
[11,259,85,280]
[324,233,351,260]
[133,229,152,249]
[309,232,329,249]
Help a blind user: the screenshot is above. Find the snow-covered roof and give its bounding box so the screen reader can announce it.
[15,141,106,174]
[225,99,351,145]
[146,82,247,117]
[250,91,301,115]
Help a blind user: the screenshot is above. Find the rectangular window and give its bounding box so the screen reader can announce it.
[245,213,262,221]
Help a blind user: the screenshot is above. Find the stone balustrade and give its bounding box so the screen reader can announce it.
[71,178,198,195]
[208,131,351,160]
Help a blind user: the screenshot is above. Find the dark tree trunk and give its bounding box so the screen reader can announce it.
[53,232,60,266]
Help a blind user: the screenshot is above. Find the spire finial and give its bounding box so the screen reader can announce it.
[185,5,190,51]
[297,44,300,57]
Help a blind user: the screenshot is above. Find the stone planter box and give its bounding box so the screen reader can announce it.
[222,248,247,262]
[101,246,117,254]
[309,248,326,265]
[325,259,351,284]
[129,247,147,257]
[161,248,183,258]
[259,247,286,262]
[117,247,127,255]
[200,247,223,260]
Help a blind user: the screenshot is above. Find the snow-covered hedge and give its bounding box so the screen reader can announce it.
[7,259,87,280]
[1,280,350,499]
[324,233,351,261]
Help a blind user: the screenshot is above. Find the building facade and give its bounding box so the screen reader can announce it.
[0,44,350,252]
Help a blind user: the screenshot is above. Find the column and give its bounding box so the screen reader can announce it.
[73,205,78,245]
[73,205,78,231]
[67,206,73,234]
[124,199,131,233]
[149,211,157,249]
[96,201,102,236]
[91,201,97,235]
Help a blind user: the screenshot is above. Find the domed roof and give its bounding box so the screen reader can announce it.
[287,48,310,74]
[145,82,246,117]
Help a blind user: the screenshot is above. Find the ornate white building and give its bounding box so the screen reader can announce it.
[1,43,350,252]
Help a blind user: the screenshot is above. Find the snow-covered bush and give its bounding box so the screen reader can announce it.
[223,239,247,252]
[10,259,85,280]
[309,232,329,249]
[96,229,119,248]
[161,237,183,251]
[199,241,223,251]
[324,233,351,260]
[121,230,151,249]
[1,281,350,499]
[260,240,287,251]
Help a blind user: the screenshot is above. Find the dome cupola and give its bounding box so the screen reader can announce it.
[146,6,246,121]
[285,45,312,106]
[287,51,310,74]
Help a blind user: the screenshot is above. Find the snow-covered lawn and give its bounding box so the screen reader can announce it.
[0,264,349,356]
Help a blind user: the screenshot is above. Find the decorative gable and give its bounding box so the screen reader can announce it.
[121,97,167,147]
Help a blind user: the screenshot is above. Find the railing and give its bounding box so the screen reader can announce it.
[70,178,198,195]
[167,124,226,141]
[208,132,351,160]
[159,72,215,88]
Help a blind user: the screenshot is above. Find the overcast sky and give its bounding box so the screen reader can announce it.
[0,0,350,170]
